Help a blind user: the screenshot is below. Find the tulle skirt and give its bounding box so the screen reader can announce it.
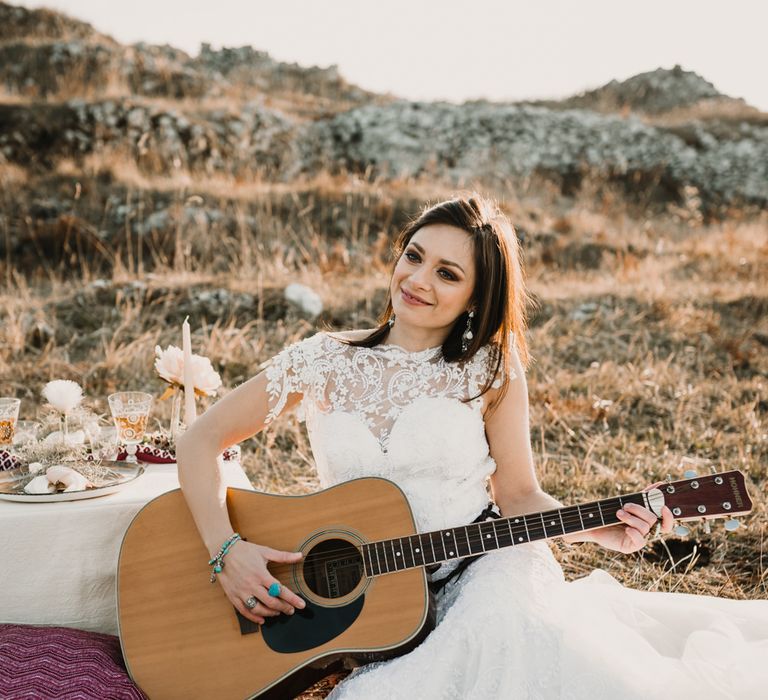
[328,543,768,700]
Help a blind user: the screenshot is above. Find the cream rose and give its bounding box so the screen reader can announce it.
[154,345,222,396]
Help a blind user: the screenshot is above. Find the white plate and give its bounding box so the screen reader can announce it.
[0,462,145,502]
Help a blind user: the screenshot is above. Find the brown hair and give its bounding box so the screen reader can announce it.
[344,193,530,410]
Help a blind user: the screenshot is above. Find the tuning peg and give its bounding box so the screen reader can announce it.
[724,519,740,532]
[703,520,711,534]
[709,466,718,475]
[674,525,691,537]
[683,469,697,479]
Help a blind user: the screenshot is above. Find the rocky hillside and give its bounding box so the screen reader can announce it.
[297,99,768,209]
[0,2,376,109]
[0,1,766,277]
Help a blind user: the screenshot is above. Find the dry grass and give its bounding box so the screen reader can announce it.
[644,98,768,127]
[2,171,767,698]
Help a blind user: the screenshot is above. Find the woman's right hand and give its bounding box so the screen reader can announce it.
[216,541,306,625]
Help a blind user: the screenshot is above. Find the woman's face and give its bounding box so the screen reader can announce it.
[390,224,476,334]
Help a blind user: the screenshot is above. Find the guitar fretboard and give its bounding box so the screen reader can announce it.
[361,492,648,577]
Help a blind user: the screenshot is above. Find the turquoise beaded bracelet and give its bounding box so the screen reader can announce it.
[208,533,242,583]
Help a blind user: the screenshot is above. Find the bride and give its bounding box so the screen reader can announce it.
[177,194,768,699]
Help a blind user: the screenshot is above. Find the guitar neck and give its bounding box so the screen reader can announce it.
[361,491,649,577]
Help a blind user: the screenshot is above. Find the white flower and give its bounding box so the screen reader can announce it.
[188,355,222,396]
[284,283,323,318]
[154,345,222,396]
[42,380,84,413]
[154,345,185,386]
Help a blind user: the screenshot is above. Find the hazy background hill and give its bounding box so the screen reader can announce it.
[0,3,766,695]
[1,0,767,259]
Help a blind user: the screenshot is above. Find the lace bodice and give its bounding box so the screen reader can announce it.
[263,331,513,532]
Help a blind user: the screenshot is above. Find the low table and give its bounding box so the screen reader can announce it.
[0,461,252,635]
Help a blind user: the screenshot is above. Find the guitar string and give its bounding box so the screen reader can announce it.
[266,511,696,584]
[262,496,652,571]
[261,492,687,570]
[258,483,715,573]
[262,507,630,570]
[292,513,722,575]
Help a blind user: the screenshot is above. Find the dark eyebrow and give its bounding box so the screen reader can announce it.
[410,242,465,274]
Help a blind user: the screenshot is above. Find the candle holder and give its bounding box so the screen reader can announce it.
[169,386,184,438]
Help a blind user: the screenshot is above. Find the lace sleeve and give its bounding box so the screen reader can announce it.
[263,333,322,426]
[495,336,521,389]
[473,337,518,391]
[491,363,505,390]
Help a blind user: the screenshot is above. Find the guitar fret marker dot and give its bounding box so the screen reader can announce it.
[518,537,524,541]
[550,521,556,526]
[415,548,420,553]
[449,551,454,556]
[486,534,491,539]
[396,552,401,557]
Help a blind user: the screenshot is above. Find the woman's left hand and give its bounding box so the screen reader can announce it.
[584,483,675,553]
[586,503,674,553]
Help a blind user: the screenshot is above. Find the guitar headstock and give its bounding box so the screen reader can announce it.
[657,470,752,522]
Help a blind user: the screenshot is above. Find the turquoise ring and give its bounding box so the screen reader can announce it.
[268,582,282,597]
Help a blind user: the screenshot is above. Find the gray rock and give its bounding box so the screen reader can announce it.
[560,65,728,115]
[284,283,323,319]
[185,288,256,318]
[293,100,768,211]
[141,209,170,234]
[570,303,601,321]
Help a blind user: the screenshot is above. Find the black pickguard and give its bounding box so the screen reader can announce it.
[261,597,365,653]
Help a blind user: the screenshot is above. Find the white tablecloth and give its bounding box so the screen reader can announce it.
[0,461,252,635]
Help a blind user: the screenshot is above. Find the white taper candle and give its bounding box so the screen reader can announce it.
[182,316,196,427]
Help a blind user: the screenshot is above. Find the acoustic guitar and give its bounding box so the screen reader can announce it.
[117,470,752,699]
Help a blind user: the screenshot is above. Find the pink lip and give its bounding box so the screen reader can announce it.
[401,288,431,306]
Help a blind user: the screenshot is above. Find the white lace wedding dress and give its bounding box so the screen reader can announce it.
[264,332,768,700]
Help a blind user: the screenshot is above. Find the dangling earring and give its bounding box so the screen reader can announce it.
[388,314,395,328]
[461,310,474,352]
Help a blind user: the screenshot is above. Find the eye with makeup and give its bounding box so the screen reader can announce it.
[403,249,458,281]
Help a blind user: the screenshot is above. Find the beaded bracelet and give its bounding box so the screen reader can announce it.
[208,533,242,583]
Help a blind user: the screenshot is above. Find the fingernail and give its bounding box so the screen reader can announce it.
[617,509,625,516]
[298,600,306,609]
[288,607,295,615]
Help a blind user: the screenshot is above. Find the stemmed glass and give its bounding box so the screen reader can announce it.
[108,392,153,464]
[85,422,119,462]
[0,398,21,448]
[13,420,41,446]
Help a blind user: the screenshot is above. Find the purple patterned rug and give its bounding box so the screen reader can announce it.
[0,624,146,699]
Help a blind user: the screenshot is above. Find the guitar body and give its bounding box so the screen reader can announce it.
[118,478,430,700]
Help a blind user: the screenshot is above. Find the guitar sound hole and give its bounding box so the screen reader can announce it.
[303,538,363,599]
